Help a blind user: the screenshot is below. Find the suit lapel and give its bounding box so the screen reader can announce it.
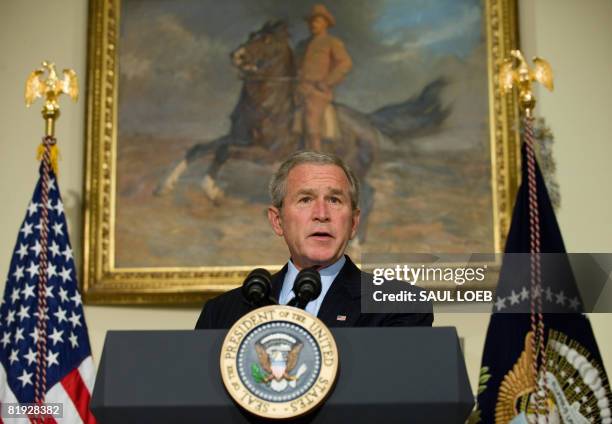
[271,264,288,302]
[316,256,361,327]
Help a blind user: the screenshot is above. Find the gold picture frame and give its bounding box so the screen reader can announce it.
[83,0,521,304]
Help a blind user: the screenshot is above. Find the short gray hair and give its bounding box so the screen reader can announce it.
[269,151,360,209]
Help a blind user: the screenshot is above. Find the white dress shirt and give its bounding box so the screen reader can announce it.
[278,256,346,317]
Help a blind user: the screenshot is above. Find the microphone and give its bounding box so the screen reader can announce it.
[288,267,322,309]
[241,268,274,307]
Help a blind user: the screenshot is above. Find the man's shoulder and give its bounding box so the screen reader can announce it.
[195,286,249,329]
[205,286,244,309]
[320,34,346,47]
[302,34,344,47]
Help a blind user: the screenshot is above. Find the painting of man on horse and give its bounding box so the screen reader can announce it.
[154,16,448,246]
[115,1,492,267]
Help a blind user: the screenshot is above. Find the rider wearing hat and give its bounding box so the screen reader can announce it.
[294,4,353,151]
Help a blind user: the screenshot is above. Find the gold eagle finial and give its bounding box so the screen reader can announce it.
[499,49,554,116]
[25,61,79,137]
[25,61,78,107]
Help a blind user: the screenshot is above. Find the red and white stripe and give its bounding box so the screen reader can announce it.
[0,356,97,424]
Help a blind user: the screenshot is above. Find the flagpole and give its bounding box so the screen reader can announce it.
[24,60,79,420]
[500,49,554,422]
[524,111,548,421]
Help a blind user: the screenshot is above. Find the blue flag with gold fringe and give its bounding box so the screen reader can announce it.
[473,143,612,424]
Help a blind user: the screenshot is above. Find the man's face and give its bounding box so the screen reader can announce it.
[268,164,360,270]
[309,16,329,36]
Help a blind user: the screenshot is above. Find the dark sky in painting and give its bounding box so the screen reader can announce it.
[118,0,486,144]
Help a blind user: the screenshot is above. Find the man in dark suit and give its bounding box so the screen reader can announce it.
[196,151,433,329]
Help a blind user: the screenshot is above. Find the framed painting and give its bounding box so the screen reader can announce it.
[83,0,520,304]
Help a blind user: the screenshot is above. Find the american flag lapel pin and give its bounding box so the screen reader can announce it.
[336,314,347,321]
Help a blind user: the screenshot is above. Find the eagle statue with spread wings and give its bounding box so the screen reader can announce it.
[499,49,554,94]
[25,60,78,108]
[499,49,554,115]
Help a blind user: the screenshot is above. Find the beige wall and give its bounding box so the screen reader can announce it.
[1,0,611,391]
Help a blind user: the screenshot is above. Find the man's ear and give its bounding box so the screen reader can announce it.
[268,206,284,237]
[349,208,361,240]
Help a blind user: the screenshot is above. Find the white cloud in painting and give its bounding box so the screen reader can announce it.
[118,12,240,138]
[119,13,230,84]
[120,52,151,80]
[380,4,481,63]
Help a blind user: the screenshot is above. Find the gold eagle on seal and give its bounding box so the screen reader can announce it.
[255,341,304,383]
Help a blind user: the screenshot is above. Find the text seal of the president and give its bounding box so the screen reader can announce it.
[220,305,338,419]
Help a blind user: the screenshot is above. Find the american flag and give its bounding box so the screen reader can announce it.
[0,166,97,423]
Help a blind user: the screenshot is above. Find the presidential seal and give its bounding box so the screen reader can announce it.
[220,305,338,419]
[495,330,612,424]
